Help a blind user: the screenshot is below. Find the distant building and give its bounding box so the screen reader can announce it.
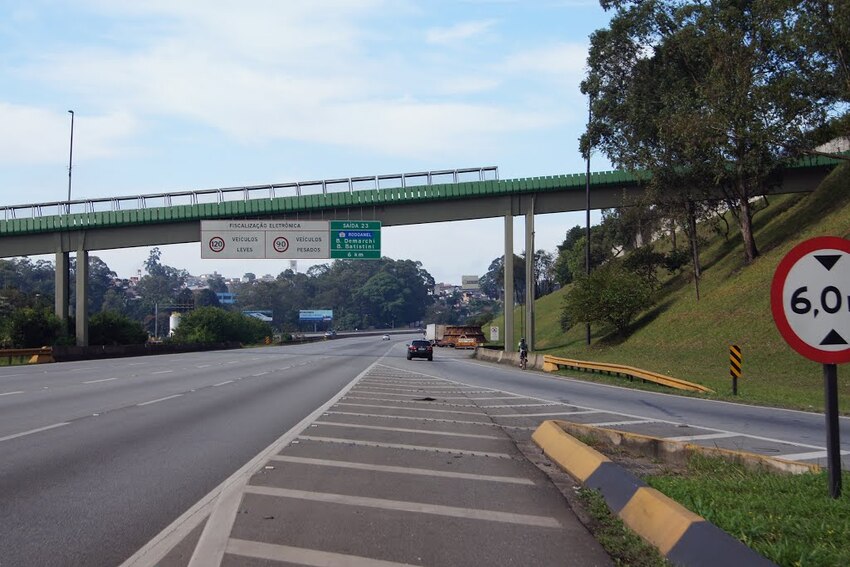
[216,292,236,305]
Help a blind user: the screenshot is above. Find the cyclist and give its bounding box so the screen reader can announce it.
[518,337,528,369]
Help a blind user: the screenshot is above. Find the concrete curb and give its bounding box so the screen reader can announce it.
[532,421,777,566]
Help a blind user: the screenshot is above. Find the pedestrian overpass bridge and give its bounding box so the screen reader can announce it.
[0,155,841,348]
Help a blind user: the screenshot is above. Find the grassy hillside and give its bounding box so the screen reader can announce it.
[489,163,850,412]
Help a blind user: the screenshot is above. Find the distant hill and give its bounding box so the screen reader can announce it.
[490,163,850,412]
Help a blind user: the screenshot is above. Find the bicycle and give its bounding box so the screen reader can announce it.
[519,349,528,370]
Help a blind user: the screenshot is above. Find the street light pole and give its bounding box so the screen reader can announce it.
[67,110,74,207]
[585,95,592,346]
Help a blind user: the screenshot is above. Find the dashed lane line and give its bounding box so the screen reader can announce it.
[0,390,25,397]
[137,394,183,407]
[83,377,118,384]
[0,422,70,443]
[213,380,235,387]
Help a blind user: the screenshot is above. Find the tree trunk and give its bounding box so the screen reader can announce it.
[686,201,701,301]
[739,196,759,264]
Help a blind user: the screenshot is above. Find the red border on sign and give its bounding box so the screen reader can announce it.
[770,236,850,364]
[209,236,225,253]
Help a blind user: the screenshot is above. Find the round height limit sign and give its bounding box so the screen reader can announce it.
[771,236,850,364]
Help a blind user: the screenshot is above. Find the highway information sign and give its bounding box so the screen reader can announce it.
[770,236,850,364]
[201,220,330,259]
[330,221,382,259]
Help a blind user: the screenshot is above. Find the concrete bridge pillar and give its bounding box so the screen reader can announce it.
[55,251,69,331]
[75,247,88,346]
[504,213,514,352]
[525,201,535,351]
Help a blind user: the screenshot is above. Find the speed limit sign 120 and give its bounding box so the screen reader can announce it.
[771,236,850,364]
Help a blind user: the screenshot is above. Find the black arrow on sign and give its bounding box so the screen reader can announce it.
[820,329,848,346]
[815,255,841,271]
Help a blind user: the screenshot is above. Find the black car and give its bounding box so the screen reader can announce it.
[406,339,433,361]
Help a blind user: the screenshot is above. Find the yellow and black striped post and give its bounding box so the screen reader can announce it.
[730,345,742,395]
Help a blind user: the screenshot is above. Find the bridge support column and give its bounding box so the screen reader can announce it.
[55,251,70,332]
[525,201,535,351]
[504,213,514,352]
[75,248,89,346]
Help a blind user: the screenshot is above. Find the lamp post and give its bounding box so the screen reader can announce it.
[67,110,74,207]
[585,95,592,346]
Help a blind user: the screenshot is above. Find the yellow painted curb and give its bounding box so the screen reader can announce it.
[531,420,609,482]
[619,486,703,555]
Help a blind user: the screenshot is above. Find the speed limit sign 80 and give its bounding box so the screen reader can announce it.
[770,236,850,364]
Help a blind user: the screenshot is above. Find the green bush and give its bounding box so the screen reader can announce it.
[561,263,655,334]
[171,307,272,344]
[9,307,62,348]
[89,310,148,345]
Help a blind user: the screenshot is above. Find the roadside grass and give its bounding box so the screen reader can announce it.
[646,455,850,567]
[576,487,669,567]
[487,163,850,412]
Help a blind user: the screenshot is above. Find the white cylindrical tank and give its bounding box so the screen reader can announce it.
[169,312,181,336]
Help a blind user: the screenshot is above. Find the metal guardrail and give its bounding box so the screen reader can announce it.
[0,347,54,364]
[542,355,714,393]
[0,166,499,222]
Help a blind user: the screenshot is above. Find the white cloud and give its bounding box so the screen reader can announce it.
[0,103,139,165]
[502,42,588,79]
[425,19,497,45]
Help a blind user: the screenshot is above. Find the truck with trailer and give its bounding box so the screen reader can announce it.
[426,324,486,348]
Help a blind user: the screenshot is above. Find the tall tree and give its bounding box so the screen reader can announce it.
[585,0,836,265]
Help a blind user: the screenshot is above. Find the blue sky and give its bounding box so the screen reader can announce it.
[1,0,612,284]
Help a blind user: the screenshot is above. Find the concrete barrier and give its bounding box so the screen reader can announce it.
[533,420,777,566]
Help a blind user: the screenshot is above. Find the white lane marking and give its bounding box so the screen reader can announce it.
[326,411,495,427]
[351,389,473,400]
[585,419,656,427]
[343,395,477,407]
[127,363,147,367]
[0,390,25,397]
[496,410,602,418]
[137,394,183,406]
[227,539,416,567]
[227,361,239,365]
[336,402,485,416]
[667,432,740,442]
[0,373,26,377]
[777,450,850,461]
[213,380,234,387]
[196,365,212,368]
[171,358,388,567]
[0,422,70,443]
[152,370,174,375]
[271,455,534,485]
[251,372,268,377]
[243,486,561,528]
[298,435,511,458]
[433,371,836,452]
[312,421,503,439]
[478,403,561,408]
[83,378,118,384]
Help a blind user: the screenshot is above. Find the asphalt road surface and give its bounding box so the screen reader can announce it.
[2,335,847,566]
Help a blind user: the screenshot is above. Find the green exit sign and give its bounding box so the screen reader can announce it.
[330,221,382,259]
